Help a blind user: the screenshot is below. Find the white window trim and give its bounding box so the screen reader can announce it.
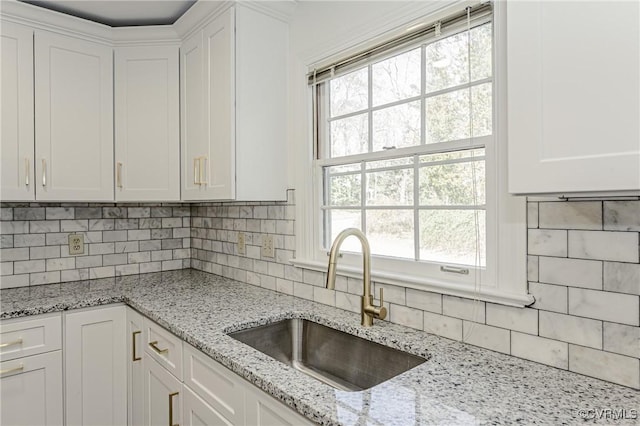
[291,1,533,307]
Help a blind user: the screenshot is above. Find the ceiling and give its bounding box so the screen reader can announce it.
[20,0,198,27]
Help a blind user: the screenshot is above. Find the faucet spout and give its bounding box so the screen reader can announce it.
[325,228,387,327]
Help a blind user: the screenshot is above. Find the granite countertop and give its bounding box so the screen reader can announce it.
[1,269,638,425]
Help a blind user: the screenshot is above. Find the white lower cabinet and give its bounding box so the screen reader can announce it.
[65,305,127,426]
[127,308,145,426]
[0,351,64,426]
[143,356,182,426]
[183,385,231,426]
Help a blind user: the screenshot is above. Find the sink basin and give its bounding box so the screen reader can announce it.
[228,318,427,391]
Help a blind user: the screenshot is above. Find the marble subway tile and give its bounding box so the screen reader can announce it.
[76,255,103,268]
[293,282,314,300]
[569,288,639,326]
[527,202,539,228]
[0,207,13,221]
[538,256,602,289]
[75,207,101,219]
[60,220,88,232]
[527,255,539,281]
[0,248,29,261]
[46,207,75,220]
[46,257,75,271]
[604,262,640,295]
[335,291,360,314]
[390,304,423,330]
[528,229,567,257]
[569,345,640,389]
[406,288,442,314]
[14,259,45,274]
[442,295,485,322]
[103,230,128,242]
[30,271,60,285]
[529,282,568,313]
[14,207,45,220]
[2,221,29,234]
[89,242,115,255]
[90,266,114,279]
[313,287,335,306]
[568,230,639,263]
[539,311,602,349]
[538,201,602,230]
[423,311,463,341]
[373,283,406,305]
[604,200,640,231]
[116,263,140,276]
[275,278,294,295]
[486,304,538,335]
[13,234,45,247]
[127,229,151,241]
[462,321,510,354]
[30,246,60,259]
[511,332,568,369]
[603,322,640,358]
[0,274,29,289]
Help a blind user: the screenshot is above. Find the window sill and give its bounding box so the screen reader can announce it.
[290,257,535,308]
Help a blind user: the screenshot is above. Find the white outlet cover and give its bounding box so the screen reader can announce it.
[68,234,84,255]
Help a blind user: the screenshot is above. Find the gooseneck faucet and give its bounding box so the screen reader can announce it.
[325,228,387,327]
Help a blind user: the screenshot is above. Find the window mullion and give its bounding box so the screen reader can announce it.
[420,44,426,147]
[360,161,366,233]
[413,154,420,261]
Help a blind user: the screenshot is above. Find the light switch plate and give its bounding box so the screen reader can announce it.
[68,234,84,255]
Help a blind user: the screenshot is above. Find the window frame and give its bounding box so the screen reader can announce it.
[291,0,532,307]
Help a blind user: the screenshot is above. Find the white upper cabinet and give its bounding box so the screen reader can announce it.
[507,1,640,195]
[1,21,34,201]
[115,45,180,201]
[34,30,114,201]
[181,5,288,201]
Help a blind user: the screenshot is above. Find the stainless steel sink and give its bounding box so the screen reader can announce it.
[228,318,427,391]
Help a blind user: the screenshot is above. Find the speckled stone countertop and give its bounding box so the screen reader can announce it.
[2,269,639,425]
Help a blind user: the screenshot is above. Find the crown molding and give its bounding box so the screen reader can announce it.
[112,26,180,47]
[173,0,232,39]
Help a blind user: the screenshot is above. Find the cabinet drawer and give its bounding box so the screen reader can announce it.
[183,343,244,425]
[143,318,183,380]
[0,314,62,361]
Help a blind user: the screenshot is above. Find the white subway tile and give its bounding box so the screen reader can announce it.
[511,332,568,369]
[30,246,60,259]
[528,229,567,257]
[0,208,13,221]
[603,322,640,358]
[260,274,276,290]
[0,248,30,261]
[569,287,639,326]
[336,292,360,314]
[13,234,46,247]
[539,311,602,349]
[527,256,539,281]
[103,230,128,242]
[442,295,485,322]
[462,321,510,354]
[1,262,13,276]
[161,260,182,271]
[373,283,405,305]
[89,242,115,255]
[276,278,293,295]
[313,287,335,306]
[46,257,75,271]
[423,312,462,341]
[390,304,423,330]
[527,202,539,228]
[293,282,314,300]
[538,257,602,289]
[29,220,59,233]
[303,269,325,287]
[30,271,60,285]
[127,229,151,241]
[0,274,29,289]
[568,230,639,263]
[604,201,640,231]
[116,264,139,276]
[46,207,74,220]
[604,262,640,295]
[406,288,442,314]
[1,221,29,234]
[61,268,89,282]
[569,345,640,389]
[486,304,538,334]
[140,262,161,274]
[76,255,103,268]
[14,259,45,274]
[60,220,88,232]
[529,282,568,313]
[90,266,114,279]
[14,207,45,221]
[538,201,601,230]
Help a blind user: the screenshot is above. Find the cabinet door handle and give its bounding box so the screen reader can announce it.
[25,158,30,186]
[117,162,123,189]
[42,159,47,186]
[169,391,179,426]
[0,364,24,375]
[132,331,141,361]
[0,338,23,349]
[193,158,200,185]
[148,340,168,355]
[199,157,206,185]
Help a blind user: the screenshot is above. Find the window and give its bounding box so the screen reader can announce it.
[294,2,531,306]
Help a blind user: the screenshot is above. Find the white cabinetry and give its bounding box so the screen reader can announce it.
[180,5,288,201]
[0,313,63,426]
[127,308,145,426]
[115,45,180,201]
[34,30,114,201]
[0,21,34,201]
[64,305,127,425]
[143,355,182,426]
[507,1,640,195]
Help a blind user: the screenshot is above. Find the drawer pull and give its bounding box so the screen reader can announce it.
[148,341,168,355]
[0,364,24,375]
[132,331,141,362]
[169,391,179,426]
[0,338,23,349]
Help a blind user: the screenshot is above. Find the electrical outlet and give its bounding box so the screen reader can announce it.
[261,234,274,258]
[68,233,84,255]
[237,232,246,255]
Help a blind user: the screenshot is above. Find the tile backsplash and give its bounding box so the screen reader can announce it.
[1,193,639,389]
[0,203,190,288]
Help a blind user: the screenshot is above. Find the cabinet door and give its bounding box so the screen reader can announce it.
[34,30,114,201]
[65,306,127,426]
[183,386,232,426]
[115,45,180,201]
[507,1,640,195]
[0,351,63,426]
[1,21,34,201]
[143,356,182,426]
[180,30,206,200]
[203,7,235,200]
[244,383,314,426]
[127,308,145,426]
